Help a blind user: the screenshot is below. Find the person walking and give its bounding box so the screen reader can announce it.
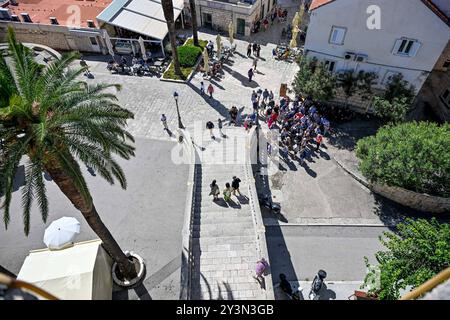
[209,180,220,201]
[161,113,168,131]
[257,44,262,58]
[252,42,258,54]
[247,43,252,57]
[200,81,205,95]
[231,176,242,196]
[262,89,269,102]
[269,90,274,101]
[223,183,232,202]
[248,68,254,82]
[218,118,224,137]
[254,258,269,287]
[253,57,258,71]
[206,120,215,139]
[315,133,323,151]
[207,83,214,98]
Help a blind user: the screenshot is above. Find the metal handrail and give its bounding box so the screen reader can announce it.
[0,273,59,300]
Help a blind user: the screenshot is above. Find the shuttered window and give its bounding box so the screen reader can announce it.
[392,38,421,57]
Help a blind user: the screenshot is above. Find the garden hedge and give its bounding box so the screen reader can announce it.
[178,45,202,67]
[356,122,450,197]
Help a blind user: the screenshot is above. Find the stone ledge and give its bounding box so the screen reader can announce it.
[333,151,450,214]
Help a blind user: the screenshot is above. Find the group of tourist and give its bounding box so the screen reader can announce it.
[209,176,242,203]
[252,6,289,34]
[265,94,331,164]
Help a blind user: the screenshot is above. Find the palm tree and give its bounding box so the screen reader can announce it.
[0,28,137,280]
[189,0,199,47]
[161,0,183,77]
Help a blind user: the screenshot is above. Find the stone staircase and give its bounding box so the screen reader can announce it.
[188,127,269,300]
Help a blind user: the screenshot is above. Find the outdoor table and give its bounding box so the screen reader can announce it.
[153,60,163,67]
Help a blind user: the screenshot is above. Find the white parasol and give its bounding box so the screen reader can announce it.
[43,217,80,250]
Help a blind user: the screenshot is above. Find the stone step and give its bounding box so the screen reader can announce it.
[191,235,256,246]
[194,255,259,267]
[193,210,252,218]
[193,215,253,225]
[191,221,254,233]
[195,241,256,253]
[192,225,254,237]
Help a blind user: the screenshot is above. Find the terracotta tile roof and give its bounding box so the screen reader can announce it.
[309,0,334,11]
[4,0,113,28]
[309,0,449,27]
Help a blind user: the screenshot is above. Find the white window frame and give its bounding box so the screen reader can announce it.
[392,38,421,57]
[440,87,450,109]
[329,26,347,45]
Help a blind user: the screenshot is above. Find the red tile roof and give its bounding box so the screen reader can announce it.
[309,0,334,11]
[309,0,449,27]
[4,0,112,28]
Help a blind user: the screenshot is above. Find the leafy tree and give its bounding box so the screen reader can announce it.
[373,96,411,123]
[356,122,450,197]
[362,218,450,300]
[293,57,336,102]
[339,70,358,105]
[0,28,138,279]
[373,73,416,123]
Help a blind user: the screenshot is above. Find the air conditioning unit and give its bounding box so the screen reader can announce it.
[21,12,32,23]
[10,0,19,5]
[344,52,356,61]
[355,54,368,63]
[336,70,347,80]
[0,8,12,21]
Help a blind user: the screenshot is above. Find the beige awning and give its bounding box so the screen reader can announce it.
[17,239,113,300]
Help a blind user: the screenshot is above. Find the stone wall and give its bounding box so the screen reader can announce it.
[370,182,450,214]
[334,156,450,214]
[0,22,105,53]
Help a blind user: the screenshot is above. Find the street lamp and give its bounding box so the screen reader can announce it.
[173,91,184,129]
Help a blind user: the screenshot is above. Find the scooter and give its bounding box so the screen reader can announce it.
[309,270,327,300]
[258,194,281,214]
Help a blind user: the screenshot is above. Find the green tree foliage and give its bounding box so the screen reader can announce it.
[363,218,450,300]
[373,73,416,123]
[177,45,202,67]
[356,122,450,197]
[293,57,336,102]
[0,28,137,278]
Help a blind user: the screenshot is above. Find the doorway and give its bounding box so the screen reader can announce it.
[237,18,245,36]
[203,13,212,29]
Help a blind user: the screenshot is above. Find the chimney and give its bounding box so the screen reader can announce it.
[49,16,58,25]
[21,12,32,23]
[87,19,95,28]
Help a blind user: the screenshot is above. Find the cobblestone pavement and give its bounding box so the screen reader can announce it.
[81,30,299,143]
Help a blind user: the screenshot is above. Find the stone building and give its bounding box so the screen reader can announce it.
[185,0,276,37]
[413,41,450,122]
[0,0,112,53]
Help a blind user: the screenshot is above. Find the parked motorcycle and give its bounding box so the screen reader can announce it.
[309,270,327,300]
[258,194,281,214]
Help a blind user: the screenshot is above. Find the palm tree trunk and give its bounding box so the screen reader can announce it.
[44,157,137,280]
[162,0,183,77]
[189,0,199,46]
